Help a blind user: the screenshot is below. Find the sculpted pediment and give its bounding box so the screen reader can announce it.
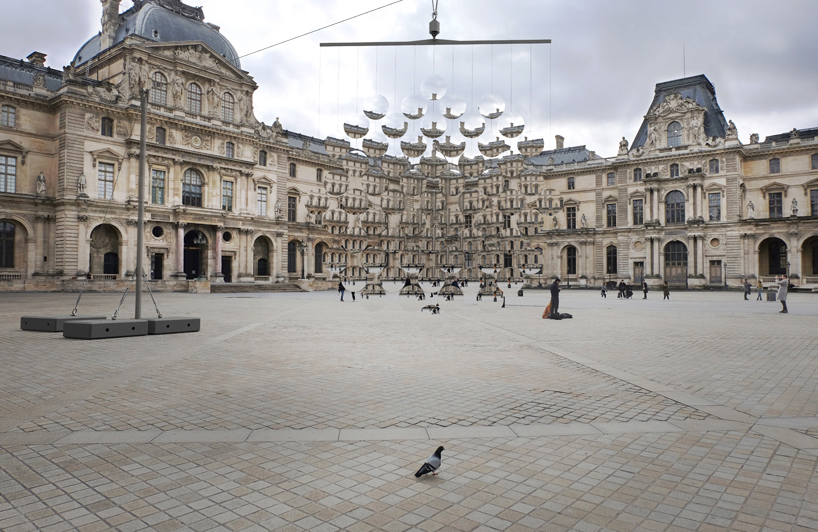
[145,42,250,82]
[647,92,705,119]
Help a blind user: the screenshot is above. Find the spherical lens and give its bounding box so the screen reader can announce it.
[382,112,408,139]
[420,74,447,101]
[478,94,506,119]
[362,94,389,120]
[420,114,447,139]
[401,93,428,120]
[343,111,369,139]
[498,113,526,138]
[441,94,467,119]
[459,113,486,139]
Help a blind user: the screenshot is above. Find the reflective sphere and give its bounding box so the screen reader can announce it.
[420,74,447,101]
[459,113,486,139]
[420,114,447,139]
[498,113,526,138]
[441,94,467,119]
[401,93,427,120]
[362,94,389,120]
[343,111,369,139]
[382,112,408,139]
[478,94,506,119]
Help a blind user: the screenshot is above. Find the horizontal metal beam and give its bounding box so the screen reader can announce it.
[320,38,551,48]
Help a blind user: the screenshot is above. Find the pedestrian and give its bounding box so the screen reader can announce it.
[662,281,670,300]
[338,280,346,301]
[642,279,649,299]
[756,279,763,301]
[550,277,561,317]
[601,284,607,298]
[743,279,751,300]
[351,291,356,301]
[626,283,634,299]
[775,274,789,313]
[618,280,627,298]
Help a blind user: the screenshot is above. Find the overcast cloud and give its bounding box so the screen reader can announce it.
[2,0,817,158]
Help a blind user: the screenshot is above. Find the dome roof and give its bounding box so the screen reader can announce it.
[73,0,240,68]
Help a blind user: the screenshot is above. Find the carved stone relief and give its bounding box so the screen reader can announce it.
[85,114,101,132]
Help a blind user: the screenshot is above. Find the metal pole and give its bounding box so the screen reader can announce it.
[135,88,148,318]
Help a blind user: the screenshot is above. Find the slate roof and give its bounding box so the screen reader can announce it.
[0,55,63,92]
[528,145,594,166]
[762,128,818,144]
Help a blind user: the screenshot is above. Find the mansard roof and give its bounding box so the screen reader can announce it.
[0,55,63,91]
[528,145,595,166]
[763,127,818,144]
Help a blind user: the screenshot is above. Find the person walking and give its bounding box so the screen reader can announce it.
[338,280,346,302]
[743,279,751,300]
[618,280,627,299]
[351,291,356,302]
[642,280,649,299]
[662,281,670,300]
[756,279,763,301]
[549,277,561,317]
[601,284,607,298]
[775,274,789,313]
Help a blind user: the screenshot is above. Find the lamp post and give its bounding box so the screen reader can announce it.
[299,242,306,279]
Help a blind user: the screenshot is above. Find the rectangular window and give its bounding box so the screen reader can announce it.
[151,169,165,204]
[503,180,509,190]
[503,214,511,229]
[812,154,818,170]
[566,206,576,229]
[257,187,267,216]
[633,168,642,182]
[97,162,115,199]
[811,189,818,216]
[709,159,719,174]
[709,193,721,221]
[606,246,618,274]
[0,155,17,193]
[287,196,297,222]
[289,163,296,177]
[316,168,323,182]
[222,180,233,211]
[567,177,575,190]
[633,199,644,225]
[464,213,472,227]
[225,142,234,158]
[670,164,679,177]
[101,117,114,137]
[155,127,166,145]
[259,150,267,167]
[607,172,615,186]
[606,203,617,227]
[769,192,783,218]
[769,158,780,174]
[0,105,15,127]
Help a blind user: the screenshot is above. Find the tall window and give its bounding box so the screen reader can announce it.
[769,192,783,218]
[503,179,509,190]
[769,158,780,174]
[222,92,234,123]
[222,180,233,211]
[182,169,203,207]
[566,206,576,229]
[812,154,818,170]
[101,117,114,137]
[566,246,577,275]
[151,169,165,204]
[567,177,575,190]
[0,222,14,268]
[0,155,16,193]
[667,121,682,147]
[670,163,679,178]
[155,127,166,145]
[259,150,267,167]
[97,162,115,199]
[607,172,615,186]
[633,168,642,182]
[257,187,267,216]
[464,213,472,227]
[0,105,15,127]
[811,189,818,216]
[287,196,297,222]
[316,168,323,182]
[606,203,617,227]
[633,199,644,225]
[709,159,719,174]
[289,163,296,177]
[187,83,202,114]
[606,245,617,274]
[150,72,167,106]
[709,193,721,221]
[225,142,234,158]
[665,190,685,224]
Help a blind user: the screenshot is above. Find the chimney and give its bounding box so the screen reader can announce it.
[100,0,122,50]
[26,52,47,67]
[555,135,564,150]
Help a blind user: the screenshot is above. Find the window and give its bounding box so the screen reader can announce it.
[150,72,167,106]
[503,179,509,191]
[607,172,615,186]
[606,203,617,227]
[633,199,644,225]
[503,214,511,229]
[769,192,783,218]
[633,168,642,182]
[287,196,297,222]
[0,222,14,268]
[151,169,165,204]
[665,190,685,224]
[566,206,576,229]
[812,154,818,170]
[259,150,267,167]
[464,213,472,227]
[316,168,322,182]
[101,117,114,137]
[225,142,234,158]
[0,105,15,127]
[222,92,234,123]
[0,155,16,193]
[155,127,166,145]
[567,177,575,190]
[187,83,202,114]
[709,159,719,174]
[257,187,267,216]
[566,246,577,275]
[670,163,679,178]
[709,193,721,221]
[97,162,115,199]
[289,163,296,177]
[222,180,233,211]
[667,121,682,147]
[182,168,203,207]
[812,189,818,216]
[769,158,780,174]
[606,246,617,274]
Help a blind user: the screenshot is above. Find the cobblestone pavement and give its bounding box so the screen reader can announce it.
[0,287,817,531]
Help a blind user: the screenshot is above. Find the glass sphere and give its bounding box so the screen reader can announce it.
[420,114,447,139]
[401,93,427,120]
[420,74,447,101]
[459,113,486,139]
[498,113,526,138]
[382,112,408,139]
[362,94,389,121]
[478,94,505,119]
[343,111,369,139]
[441,94,466,119]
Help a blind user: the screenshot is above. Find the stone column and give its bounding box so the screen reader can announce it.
[34,215,45,274]
[697,235,704,277]
[77,215,89,275]
[700,185,707,219]
[173,222,186,278]
[654,237,662,277]
[653,188,660,223]
[687,235,696,276]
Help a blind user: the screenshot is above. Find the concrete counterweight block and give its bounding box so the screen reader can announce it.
[146,317,201,335]
[63,319,148,339]
[21,315,108,332]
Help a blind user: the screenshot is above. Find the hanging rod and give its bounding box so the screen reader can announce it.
[320,38,551,48]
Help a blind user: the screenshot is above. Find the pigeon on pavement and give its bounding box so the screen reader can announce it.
[415,446,445,477]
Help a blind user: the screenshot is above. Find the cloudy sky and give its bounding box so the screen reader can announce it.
[2,0,818,158]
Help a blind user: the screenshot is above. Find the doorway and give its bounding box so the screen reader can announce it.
[633,261,644,284]
[151,253,164,280]
[184,230,207,279]
[222,256,232,283]
[664,241,688,287]
[709,260,722,284]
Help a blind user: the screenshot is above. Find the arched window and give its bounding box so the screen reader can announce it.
[187,83,202,114]
[667,121,682,147]
[606,245,617,274]
[665,190,685,224]
[287,241,297,273]
[222,92,234,123]
[633,168,642,182]
[0,105,16,127]
[0,221,15,268]
[150,72,168,106]
[182,169,203,207]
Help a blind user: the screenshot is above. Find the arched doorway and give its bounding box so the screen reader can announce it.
[664,241,688,286]
[287,240,301,276]
[253,237,271,278]
[314,242,328,274]
[759,237,787,276]
[184,230,208,279]
[564,245,577,281]
[89,224,120,278]
[803,236,818,280]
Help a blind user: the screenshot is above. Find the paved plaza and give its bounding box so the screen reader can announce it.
[1,285,817,532]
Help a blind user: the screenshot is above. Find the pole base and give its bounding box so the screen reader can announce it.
[63,319,148,340]
[146,317,201,335]
[21,315,108,332]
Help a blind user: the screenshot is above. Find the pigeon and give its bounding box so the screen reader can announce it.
[415,446,445,478]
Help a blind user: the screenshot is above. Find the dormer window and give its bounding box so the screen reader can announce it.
[667,121,682,147]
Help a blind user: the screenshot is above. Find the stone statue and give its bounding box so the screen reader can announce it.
[272,117,282,130]
[747,200,755,219]
[552,216,559,229]
[77,174,87,196]
[207,85,220,113]
[790,128,800,139]
[36,171,46,196]
[791,198,798,216]
[618,136,629,154]
[306,212,314,224]
[274,199,282,218]
[126,59,143,95]
[726,119,738,139]
[646,123,658,148]
[750,133,759,145]
[581,213,587,228]
[171,75,184,106]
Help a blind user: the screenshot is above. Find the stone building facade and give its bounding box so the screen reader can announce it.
[1,0,817,292]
